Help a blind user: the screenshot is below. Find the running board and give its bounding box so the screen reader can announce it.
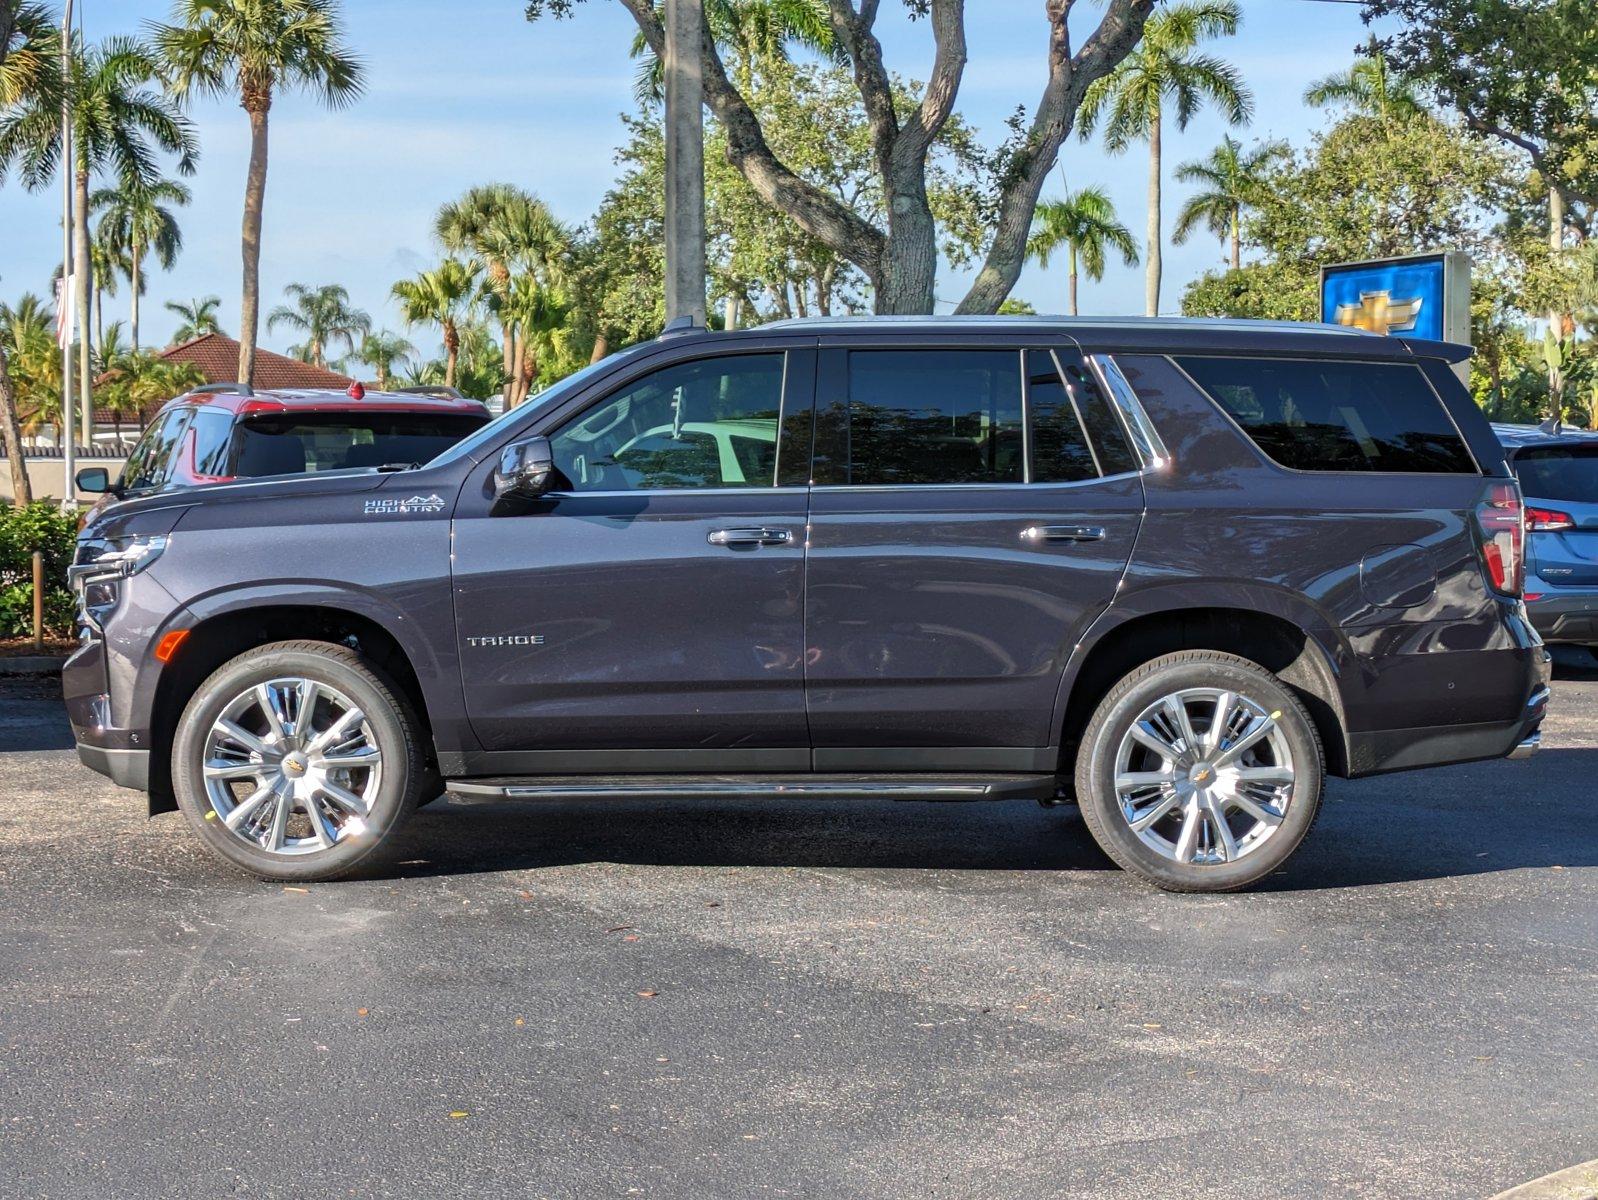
[444,773,1058,804]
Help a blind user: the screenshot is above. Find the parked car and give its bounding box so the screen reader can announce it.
[64,317,1549,892]
[73,383,492,513]
[1495,421,1598,647]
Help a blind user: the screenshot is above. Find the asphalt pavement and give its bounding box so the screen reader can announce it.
[2,655,1596,1200]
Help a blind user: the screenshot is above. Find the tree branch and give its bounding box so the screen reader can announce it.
[956,0,1156,313]
[894,0,967,170]
[621,0,887,279]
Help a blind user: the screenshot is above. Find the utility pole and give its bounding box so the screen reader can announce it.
[58,0,75,509]
[663,0,706,327]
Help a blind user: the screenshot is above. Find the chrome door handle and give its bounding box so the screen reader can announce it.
[1021,524,1106,543]
[708,527,792,547]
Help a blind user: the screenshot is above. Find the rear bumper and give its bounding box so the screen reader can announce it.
[1526,590,1598,644]
[1345,674,1550,777]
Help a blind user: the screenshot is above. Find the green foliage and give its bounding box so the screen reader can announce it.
[267,282,371,369]
[1181,111,1517,322]
[164,295,225,342]
[1360,0,1598,210]
[0,502,76,638]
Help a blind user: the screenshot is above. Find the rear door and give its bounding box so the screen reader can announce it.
[802,338,1145,766]
[1513,442,1598,585]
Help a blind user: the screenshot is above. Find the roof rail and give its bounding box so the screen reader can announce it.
[190,382,255,397]
[661,315,701,337]
[395,384,465,399]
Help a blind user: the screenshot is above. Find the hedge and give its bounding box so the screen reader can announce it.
[0,503,78,638]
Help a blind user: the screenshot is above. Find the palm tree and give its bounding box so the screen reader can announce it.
[436,185,570,405]
[92,176,190,350]
[152,0,364,388]
[165,295,224,342]
[1,293,64,442]
[1304,35,1425,124]
[391,260,478,390]
[0,33,197,445]
[1027,187,1140,316]
[0,3,61,503]
[1172,136,1288,272]
[354,330,416,390]
[267,283,370,369]
[1079,0,1251,317]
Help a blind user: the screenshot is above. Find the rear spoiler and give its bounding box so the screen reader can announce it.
[1401,337,1473,365]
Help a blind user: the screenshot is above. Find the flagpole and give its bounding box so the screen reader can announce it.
[59,0,75,510]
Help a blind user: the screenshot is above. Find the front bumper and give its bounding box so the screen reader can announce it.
[1525,590,1598,645]
[77,743,151,790]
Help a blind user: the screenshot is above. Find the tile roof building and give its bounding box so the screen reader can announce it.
[94,334,356,426]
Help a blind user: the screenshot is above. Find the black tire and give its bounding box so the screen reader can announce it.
[171,640,428,882]
[1073,650,1324,893]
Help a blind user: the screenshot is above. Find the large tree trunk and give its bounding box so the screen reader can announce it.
[74,168,93,439]
[0,346,32,507]
[589,331,609,364]
[1230,208,1241,273]
[1069,243,1080,316]
[239,98,271,387]
[1145,106,1162,318]
[875,194,939,314]
[443,319,460,388]
[130,240,141,350]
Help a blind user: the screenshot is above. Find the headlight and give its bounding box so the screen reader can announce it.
[68,534,170,586]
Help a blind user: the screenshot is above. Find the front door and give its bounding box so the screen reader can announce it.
[451,348,815,767]
[803,343,1145,765]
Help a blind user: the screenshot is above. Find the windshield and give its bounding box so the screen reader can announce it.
[1513,444,1598,505]
[231,412,487,477]
[422,352,641,470]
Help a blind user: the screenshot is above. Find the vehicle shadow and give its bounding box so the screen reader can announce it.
[377,746,1598,888]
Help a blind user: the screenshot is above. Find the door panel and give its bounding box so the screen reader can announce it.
[453,490,808,751]
[804,477,1143,748]
[451,348,813,754]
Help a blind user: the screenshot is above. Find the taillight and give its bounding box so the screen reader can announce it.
[1476,481,1525,596]
[1525,506,1577,532]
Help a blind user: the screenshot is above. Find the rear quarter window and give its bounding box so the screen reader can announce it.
[1176,356,1478,474]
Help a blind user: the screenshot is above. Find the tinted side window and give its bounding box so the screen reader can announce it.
[550,353,784,491]
[1178,356,1477,474]
[120,411,189,493]
[1045,349,1140,478]
[1027,351,1097,483]
[841,350,1023,486]
[191,410,234,477]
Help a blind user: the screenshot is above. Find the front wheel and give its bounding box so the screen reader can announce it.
[171,640,428,881]
[1074,651,1324,893]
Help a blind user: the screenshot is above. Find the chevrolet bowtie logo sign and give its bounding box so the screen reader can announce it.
[1334,290,1425,336]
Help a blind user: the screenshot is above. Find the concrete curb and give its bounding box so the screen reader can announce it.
[1490,1160,1598,1200]
[0,655,66,677]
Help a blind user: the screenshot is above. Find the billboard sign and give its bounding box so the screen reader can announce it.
[1320,251,1471,346]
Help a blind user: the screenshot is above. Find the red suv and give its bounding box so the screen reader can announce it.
[75,383,492,507]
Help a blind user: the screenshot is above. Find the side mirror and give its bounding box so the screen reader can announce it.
[493,437,557,500]
[75,466,112,495]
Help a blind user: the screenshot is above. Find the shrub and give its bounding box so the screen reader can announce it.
[0,503,78,638]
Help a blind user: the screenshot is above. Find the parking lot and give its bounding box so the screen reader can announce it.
[1,656,1594,1200]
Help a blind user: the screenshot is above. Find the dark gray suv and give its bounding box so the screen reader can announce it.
[63,317,1550,892]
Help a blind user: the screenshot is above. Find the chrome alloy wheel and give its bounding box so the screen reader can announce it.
[201,677,383,856]
[1112,687,1295,866]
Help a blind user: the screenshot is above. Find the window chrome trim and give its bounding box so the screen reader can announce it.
[537,486,789,500]
[807,473,1143,494]
[1087,353,1171,471]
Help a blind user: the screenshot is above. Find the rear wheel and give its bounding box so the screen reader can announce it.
[171,640,427,881]
[1074,651,1324,893]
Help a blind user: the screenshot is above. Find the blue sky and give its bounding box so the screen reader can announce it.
[0,0,1374,361]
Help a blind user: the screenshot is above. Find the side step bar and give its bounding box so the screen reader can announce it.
[445,773,1059,804]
